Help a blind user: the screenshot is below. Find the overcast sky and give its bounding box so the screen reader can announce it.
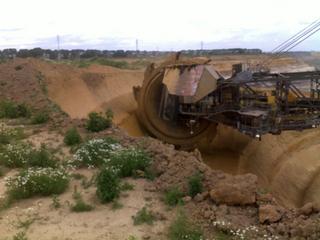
[0,0,319,51]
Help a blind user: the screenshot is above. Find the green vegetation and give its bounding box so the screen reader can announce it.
[0,126,25,145]
[188,172,203,198]
[0,101,31,119]
[31,112,49,124]
[0,143,57,168]
[70,189,94,212]
[6,167,69,200]
[64,127,82,146]
[106,148,151,178]
[72,137,120,168]
[168,211,204,240]
[96,167,121,203]
[121,182,135,191]
[51,195,61,209]
[132,206,156,225]
[111,200,123,210]
[86,110,113,132]
[164,186,184,206]
[12,232,28,240]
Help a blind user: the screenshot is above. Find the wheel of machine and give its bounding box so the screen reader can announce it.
[136,65,217,149]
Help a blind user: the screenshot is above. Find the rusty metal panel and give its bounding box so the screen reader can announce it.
[163,65,204,96]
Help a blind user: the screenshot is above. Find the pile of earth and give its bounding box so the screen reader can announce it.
[108,129,320,239]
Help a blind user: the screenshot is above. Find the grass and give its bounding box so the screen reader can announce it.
[168,210,204,240]
[16,217,35,230]
[188,172,203,198]
[70,187,94,212]
[51,195,61,209]
[120,182,135,191]
[164,186,184,206]
[111,200,123,210]
[132,206,156,225]
[12,232,28,240]
[71,173,86,180]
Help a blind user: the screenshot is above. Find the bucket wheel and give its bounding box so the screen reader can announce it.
[134,62,217,149]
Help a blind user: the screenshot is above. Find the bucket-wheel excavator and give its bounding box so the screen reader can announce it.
[134,20,320,148]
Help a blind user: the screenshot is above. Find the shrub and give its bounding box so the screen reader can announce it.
[28,144,57,168]
[0,126,25,145]
[72,138,121,168]
[0,143,57,168]
[96,167,120,203]
[188,172,203,198]
[164,186,184,206]
[168,211,204,240]
[64,127,82,146]
[132,207,156,225]
[31,112,49,124]
[6,167,69,199]
[106,148,151,177]
[0,142,33,168]
[0,101,31,119]
[86,111,113,132]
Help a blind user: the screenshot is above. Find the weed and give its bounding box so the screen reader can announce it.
[81,175,95,189]
[132,206,156,225]
[168,210,204,240]
[64,127,82,146]
[127,236,139,240]
[72,137,120,168]
[31,112,49,124]
[86,111,112,132]
[16,217,35,230]
[96,167,120,203]
[0,167,4,177]
[107,148,151,178]
[188,172,203,198]
[121,182,134,191]
[6,167,69,200]
[0,143,57,168]
[28,144,57,168]
[111,200,123,210]
[164,186,184,206]
[71,173,85,180]
[51,195,61,209]
[0,126,25,144]
[0,142,33,168]
[12,231,28,240]
[0,101,31,119]
[70,187,93,212]
[36,72,48,94]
